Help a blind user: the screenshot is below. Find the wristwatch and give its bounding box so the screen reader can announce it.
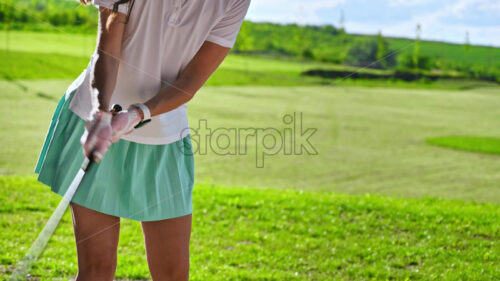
[130,103,152,129]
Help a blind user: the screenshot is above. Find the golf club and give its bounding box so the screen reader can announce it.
[8,104,122,281]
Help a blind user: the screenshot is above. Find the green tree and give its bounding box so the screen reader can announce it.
[399,53,434,70]
[302,48,315,60]
[293,24,304,56]
[346,38,396,69]
[322,24,338,36]
[234,21,254,53]
[345,40,377,67]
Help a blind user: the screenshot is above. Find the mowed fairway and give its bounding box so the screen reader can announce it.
[1,79,499,202]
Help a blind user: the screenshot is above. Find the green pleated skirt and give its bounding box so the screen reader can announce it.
[34,89,195,222]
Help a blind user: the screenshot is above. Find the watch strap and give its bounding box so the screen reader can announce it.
[130,103,151,121]
[134,119,151,129]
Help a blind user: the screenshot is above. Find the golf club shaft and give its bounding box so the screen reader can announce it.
[9,104,120,280]
[8,158,92,280]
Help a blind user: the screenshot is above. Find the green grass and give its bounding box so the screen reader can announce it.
[1,176,499,280]
[2,31,499,89]
[1,80,500,203]
[0,50,89,80]
[0,47,328,85]
[0,31,96,57]
[389,37,500,67]
[328,77,500,90]
[427,136,500,155]
[206,54,330,86]
[2,47,498,89]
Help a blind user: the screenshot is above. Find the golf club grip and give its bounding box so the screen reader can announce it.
[82,104,122,172]
[81,156,93,172]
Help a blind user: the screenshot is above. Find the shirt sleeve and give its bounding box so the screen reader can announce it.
[92,0,129,15]
[206,0,251,48]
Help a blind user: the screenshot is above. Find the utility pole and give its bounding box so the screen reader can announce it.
[413,23,421,69]
[339,9,345,34]
[464,30,470,52]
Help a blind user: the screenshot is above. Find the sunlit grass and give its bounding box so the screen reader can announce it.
[1,176,499,280]
[427,136,500,155]
[2,80,500,202]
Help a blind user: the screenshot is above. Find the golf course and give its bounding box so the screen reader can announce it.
[1,1,500,280]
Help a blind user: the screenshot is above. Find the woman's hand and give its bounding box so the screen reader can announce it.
[80,110,113,162]
[110,106,142,143]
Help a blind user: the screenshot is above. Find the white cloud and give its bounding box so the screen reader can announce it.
[347,0,500,46]
[388,0,434,7]
[247,0,345,24]
[447,0,478,18]
[477,0,500,14]
[292,0,346,23]
[346,5,500,47]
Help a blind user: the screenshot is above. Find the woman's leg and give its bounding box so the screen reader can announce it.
[141,214,192,281]
[70,202,120,281]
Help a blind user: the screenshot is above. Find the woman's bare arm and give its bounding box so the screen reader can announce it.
[143,41,231,118]
[91,7,127,112]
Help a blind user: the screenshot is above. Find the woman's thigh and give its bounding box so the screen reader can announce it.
[141,214,192,280]
[70,202,120,273]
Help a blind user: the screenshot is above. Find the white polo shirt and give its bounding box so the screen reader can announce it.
[67,0,250,144]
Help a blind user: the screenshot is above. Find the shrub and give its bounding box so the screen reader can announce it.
[345,39,396,69]
[398,53,435,70]
[302,48,315,60]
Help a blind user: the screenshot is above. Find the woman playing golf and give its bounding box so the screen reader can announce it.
[34,0,250,280]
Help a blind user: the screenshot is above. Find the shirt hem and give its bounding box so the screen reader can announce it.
[205,35,234,48]
[120,129,191,145]
[92,0,129,15]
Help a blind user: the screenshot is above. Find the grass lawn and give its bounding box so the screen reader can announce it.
[0,31,96,57]
[1,176,499,280]
[2,31,499,89]
[389,37,500,67]
[427,136,500,155]
[1,79,500,202]
[0,50,89,80]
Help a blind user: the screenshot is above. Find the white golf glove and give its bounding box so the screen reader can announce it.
[80,110,113,163]
[110,106,143,143]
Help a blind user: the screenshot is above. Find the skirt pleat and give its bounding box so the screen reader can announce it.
[34,90,195,222]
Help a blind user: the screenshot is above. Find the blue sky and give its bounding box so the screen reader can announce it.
[245,0,500,47]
